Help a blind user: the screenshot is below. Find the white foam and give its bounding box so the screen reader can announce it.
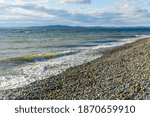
[97,35,150,49]
[0,49,102,90]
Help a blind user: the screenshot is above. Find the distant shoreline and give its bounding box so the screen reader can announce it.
[0,37,150,100]
[1,25,150,29]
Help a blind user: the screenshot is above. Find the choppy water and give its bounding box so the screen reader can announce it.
[0,27,150,90]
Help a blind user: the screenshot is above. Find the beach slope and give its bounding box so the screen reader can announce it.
[0,38,150,100]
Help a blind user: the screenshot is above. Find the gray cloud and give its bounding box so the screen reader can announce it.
[12,4,132,26]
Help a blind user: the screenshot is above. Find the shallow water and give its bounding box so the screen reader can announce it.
[0,27,150,90]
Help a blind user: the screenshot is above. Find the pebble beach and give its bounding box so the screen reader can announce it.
[0,37,150,100]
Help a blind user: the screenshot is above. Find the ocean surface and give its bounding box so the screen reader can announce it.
[0,27,150,90]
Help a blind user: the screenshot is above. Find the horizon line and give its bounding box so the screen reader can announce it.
[0,25,150,29]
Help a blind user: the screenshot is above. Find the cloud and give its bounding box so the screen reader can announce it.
[89,0,150,26]
[0,0,150,27]
[117,0,150,19]
[0,4,57,27]
[8,3,130,26]
[59,0,91,4]
[0,0,4,3]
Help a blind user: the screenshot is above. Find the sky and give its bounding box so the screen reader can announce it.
[0,0,150,27]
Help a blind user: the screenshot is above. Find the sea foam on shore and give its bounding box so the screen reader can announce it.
[0,49,102,90]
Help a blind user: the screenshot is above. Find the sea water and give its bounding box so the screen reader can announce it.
[0,27,150,90]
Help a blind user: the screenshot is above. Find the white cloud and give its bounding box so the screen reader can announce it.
[87,0,150,26]
[14,0,49,5]
[59,0,91,4]
[0,0,4,3]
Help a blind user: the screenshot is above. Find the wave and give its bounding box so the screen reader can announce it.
[0,49,102,90]
[106,34,136,38]
[0,51,81,76]
[2,50,80,63]
[5,53,56,63]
